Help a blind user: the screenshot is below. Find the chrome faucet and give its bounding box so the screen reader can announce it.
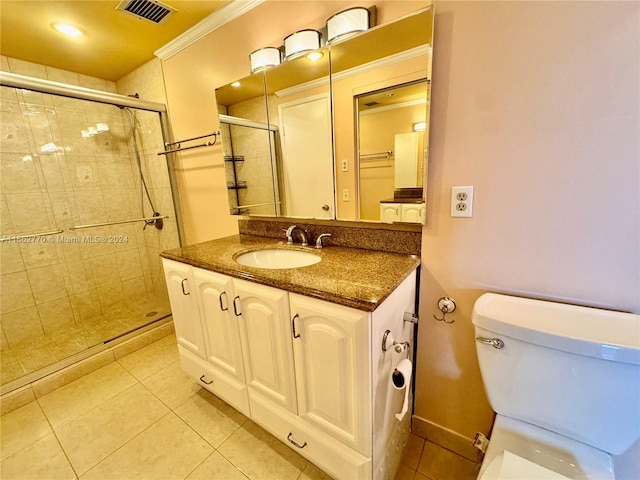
[285,225,308,246]
[315,233,332,249]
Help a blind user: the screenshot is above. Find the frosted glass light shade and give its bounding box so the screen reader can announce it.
[250,47,282,73]
[284,30,321,60]
[327,7,370,43]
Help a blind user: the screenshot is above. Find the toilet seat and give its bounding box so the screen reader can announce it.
[479,451,570,480]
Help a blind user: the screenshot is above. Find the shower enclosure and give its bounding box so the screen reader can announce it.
[0,72,182,392]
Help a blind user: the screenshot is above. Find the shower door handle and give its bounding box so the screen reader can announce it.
[181,279,190,295]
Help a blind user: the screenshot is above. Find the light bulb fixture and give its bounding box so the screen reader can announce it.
[305,51,324,62]
[249,47,282,74]
[284,30,321,60]
[413,122,426,132]
[52,23,83,37]
[326,7,370,43]
[231,81,241,87]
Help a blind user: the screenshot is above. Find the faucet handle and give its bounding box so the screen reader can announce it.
[315,233,332,249]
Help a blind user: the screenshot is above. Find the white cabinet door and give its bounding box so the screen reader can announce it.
[401,203,425,224]
[289,293,371,455]
[234,278,298,413]
[193,268,245,384]
[161,259,206,358]
[380,203,400,223]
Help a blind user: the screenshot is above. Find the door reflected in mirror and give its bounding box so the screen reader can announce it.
[357,80,428,223]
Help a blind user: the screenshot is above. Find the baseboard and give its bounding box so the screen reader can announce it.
[411,415,484,464]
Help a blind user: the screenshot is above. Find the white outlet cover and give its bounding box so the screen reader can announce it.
[451,186,473,217]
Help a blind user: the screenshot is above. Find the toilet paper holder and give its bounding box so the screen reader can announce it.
[382,330,410,354]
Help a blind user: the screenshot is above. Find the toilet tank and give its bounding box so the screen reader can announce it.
[472,293,640,455]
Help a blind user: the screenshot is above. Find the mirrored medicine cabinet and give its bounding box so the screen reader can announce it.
[215,6,433,225]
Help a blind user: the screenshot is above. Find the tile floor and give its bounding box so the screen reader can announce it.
[1,296,171,386]
[0,333,480,480]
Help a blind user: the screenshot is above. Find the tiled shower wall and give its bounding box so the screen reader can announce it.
[220,95,279,216]
[0,57,179,364]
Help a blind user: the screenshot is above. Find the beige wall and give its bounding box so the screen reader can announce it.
[161,1,427,243]
[415,0,640,444]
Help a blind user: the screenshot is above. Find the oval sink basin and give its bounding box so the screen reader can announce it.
[235,249,321,269]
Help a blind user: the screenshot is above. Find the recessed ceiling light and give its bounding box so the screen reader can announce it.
[231,81,241,88]
[52,23,84,37]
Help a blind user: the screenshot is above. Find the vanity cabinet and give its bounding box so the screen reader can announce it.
[161,257,416,480]
[380,202,425,224]
[233,278,298,414]
[163,261,206,358]
[289,293,370,455]
[163,260,250,415]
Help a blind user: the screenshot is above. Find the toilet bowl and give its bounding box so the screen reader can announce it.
[472,293,640,480]
[478,416,614,480]
[481,451,569,480]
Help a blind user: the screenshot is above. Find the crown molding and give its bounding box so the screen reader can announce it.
[155,0,265,60]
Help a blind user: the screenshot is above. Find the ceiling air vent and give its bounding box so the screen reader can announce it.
[116,0,177,24]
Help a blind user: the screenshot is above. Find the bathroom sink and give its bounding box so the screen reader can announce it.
[235,249,321,269]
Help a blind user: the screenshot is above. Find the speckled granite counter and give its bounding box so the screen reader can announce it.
[161,234,420,312]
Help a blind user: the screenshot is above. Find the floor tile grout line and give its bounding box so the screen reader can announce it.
[78,409,177,478]
[37,380,170,478]
[35,365,140,432]
[33,396,81,480]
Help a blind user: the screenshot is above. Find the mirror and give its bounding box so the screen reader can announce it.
[216,72,281,216]
[356,80,428,222]
[214,6,433,223]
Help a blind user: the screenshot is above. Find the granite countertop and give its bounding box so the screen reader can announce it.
[161,234,420,312]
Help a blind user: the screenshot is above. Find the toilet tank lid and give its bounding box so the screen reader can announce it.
[472,293,640,365]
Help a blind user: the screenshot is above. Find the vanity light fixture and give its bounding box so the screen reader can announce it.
[284,30,322,60]
[326,7,371,43]
[413,122,426,132]
[52,23,84,37]
[249,47,282,74]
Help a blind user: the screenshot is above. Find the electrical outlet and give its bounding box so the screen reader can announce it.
[342,188,350,201]
[451,186,473,217]
[341,159,349,172]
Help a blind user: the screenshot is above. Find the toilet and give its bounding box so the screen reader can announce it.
[472,293,640,480]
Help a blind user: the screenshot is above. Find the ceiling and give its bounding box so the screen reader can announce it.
[0,0,230,81]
